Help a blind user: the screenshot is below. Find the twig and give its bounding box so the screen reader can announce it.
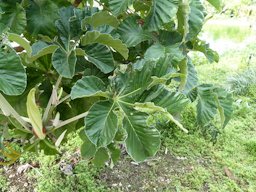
[52,112,88,131]
[42,76,62,124]
[0,93,31,131]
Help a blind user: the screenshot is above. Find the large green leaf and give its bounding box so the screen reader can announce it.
[117,16,152,47]
[83,43,115,73]
[26,0,59,37]
[83,11,119,28]
[81,31,129,59]
[215,88,233,128]
[196,84,233,128]
[52,48,77,78]
[144,0,179,31]
[30,41,58,62]
[0,46,27,95]
[187,0,205,40]
[196,85,217,126]
[0,3,26,34]
[92,147,109,167]
[55,6,82,48]
[183,59,198,94]
[150,89,190,114]
[80,132,97,159]
[120,106,160,162]
[109,0,133,16]
[85,101,118,147]
[71,76,108,99]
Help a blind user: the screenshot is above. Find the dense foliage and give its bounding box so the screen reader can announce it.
[0,0,232,165]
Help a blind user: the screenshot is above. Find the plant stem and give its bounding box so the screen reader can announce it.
[52,111,88,131]
[0,93,31,131]
[42,76,62,124]
[55,94,71,107]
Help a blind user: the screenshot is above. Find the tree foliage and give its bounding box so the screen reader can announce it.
[0,0,232,164]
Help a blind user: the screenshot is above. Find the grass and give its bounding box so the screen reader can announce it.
[1,19,256,192]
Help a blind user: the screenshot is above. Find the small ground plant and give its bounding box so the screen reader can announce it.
[0,0,232,165]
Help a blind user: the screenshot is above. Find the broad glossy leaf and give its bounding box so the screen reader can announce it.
[117,16,152,47]
[187,0,205,40]
[83,43,115,73]
[27,88,45,140]
[0,46,27,95]
[0,3,26,34]
[8,33,32,55]
[144,0,179,31]
[30,41,58,62]
[81,31,129,59]
[52,48,77,78]
[83,11,119,28]
[71,76,107,99]
[109,0,133,16]
[85,101,118,147]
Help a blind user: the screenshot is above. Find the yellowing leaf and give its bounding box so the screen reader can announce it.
[26,88,45,140]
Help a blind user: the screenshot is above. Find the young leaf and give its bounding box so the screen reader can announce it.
[71,76,108,100]
[26,88,45,140]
